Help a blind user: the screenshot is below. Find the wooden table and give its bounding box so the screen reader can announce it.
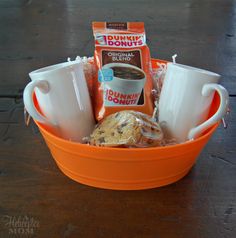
[0,0,235,237]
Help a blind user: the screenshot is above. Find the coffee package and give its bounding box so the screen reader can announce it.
[92,22,154,121]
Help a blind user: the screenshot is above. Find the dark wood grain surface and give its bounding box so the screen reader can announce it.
[0,0,236,237]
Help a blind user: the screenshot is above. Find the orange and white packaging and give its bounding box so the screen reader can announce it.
[92,22,154,121]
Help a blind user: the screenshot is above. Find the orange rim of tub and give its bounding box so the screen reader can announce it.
[33,58,220,190]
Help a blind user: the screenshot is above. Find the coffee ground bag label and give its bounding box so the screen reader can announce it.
[92,22,153,121]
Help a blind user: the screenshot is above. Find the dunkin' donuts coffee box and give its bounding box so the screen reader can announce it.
[92,22,154,121]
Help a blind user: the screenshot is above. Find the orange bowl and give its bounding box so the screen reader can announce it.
[33,59,220,190]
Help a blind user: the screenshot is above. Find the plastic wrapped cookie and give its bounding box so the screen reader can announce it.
[89,110,164,148]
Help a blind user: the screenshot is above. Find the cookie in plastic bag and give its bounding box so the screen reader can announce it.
[89,110,163,148]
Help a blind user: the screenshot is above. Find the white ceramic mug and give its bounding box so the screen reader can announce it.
[100,63,146,106]
[23,61,95,142]
[159,62,229,143]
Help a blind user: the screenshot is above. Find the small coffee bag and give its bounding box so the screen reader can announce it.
[92,22,154,121]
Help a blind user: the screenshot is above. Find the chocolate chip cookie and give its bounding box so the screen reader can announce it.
[89,110,163,147]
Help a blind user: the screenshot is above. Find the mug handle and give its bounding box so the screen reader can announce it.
[23,80,57,126]
[188,83,229,140]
